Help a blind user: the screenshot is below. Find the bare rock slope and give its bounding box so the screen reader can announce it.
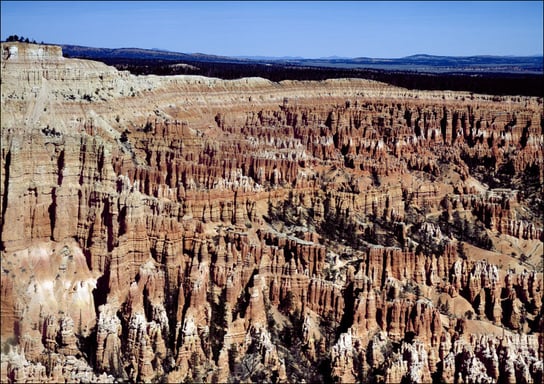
[1,42,543,383]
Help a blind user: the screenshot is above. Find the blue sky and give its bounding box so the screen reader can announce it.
[1,1,542,58]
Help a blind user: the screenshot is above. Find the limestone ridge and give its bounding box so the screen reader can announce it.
[1,42,543,383]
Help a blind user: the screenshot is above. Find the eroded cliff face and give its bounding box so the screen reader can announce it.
[1,42,542,383]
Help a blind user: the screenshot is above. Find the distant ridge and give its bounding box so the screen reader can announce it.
[61,44,252,64]
[234,55,306,61]
[59,44,543,74]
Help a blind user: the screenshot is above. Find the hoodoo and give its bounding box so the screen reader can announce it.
[1,42,542,383]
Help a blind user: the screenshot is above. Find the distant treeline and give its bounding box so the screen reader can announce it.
[69,56,543,97]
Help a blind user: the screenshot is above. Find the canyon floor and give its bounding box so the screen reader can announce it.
[1,42,543,383]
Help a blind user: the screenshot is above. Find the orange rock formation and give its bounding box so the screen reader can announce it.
[1,42,542,383]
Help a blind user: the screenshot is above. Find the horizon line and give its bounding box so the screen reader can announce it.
[3,39,543,61]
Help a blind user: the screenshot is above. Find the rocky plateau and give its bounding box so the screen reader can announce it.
[1,42,543,383]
